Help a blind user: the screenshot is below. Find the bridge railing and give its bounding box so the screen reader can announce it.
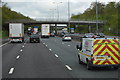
[70,19,104,23]
[4,19,104,22]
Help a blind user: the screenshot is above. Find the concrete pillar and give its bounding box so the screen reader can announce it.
[88,25,91,33]
[55,24,57,35]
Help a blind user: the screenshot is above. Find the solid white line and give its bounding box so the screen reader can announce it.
[20,49,23,52]
[0,41,10,47]
[65,65,72,71]
[9,68,14,74]
[16,55,20,59]
[49,49,52,51]
[55,54,58,58]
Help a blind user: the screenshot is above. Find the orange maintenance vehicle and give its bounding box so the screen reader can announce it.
[77,38,120,70]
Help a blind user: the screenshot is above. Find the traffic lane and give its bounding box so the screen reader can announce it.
[41,37,119,78]
[10,41,72,78]
[41,37,82,78]
[2,36,29,78]
[2,42,25,78]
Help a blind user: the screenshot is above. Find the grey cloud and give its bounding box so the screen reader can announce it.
[6,0,118,21]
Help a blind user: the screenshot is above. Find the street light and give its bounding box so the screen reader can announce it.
[96,0,99,34]
[50,9,56,21]
[53,2,62,21]
[68,0,70,33]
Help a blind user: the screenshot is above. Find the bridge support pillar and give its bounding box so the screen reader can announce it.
[55,24,57,35]
[88,25,91,33]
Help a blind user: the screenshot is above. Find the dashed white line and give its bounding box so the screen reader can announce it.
[46,45,48,47]
[49,49,52,51]
[65,65,72,71]
[20,49,23,52]
[62,43,64,44]
[16,55,20,59]
[0,41,10,47]
[22,45,25,48]
[68,45,71,46]
[9,68,14,74]
[43,43,45,44]
[55,54,58,58]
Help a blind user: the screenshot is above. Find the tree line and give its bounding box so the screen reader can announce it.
[1,3,32,38]
[2,3,32,30]
[71,2,120,36]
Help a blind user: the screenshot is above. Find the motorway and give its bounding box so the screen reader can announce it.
[2,35,120,79]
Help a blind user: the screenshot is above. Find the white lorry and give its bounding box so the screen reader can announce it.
[77,38,120,70]
[9,23,24,43]
[41,24,50,38]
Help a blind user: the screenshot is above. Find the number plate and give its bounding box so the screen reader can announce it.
[13,39,19,41]
[96,57,104,59]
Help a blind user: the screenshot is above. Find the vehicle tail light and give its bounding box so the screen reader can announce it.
[20,33,22,37]
[10,34,12,37]
[19,38,22,40]
[48,33,50,35]
[92,35,96,38]
[10,39,12,40]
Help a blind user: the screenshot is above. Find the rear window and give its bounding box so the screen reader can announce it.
[31,34,39,37]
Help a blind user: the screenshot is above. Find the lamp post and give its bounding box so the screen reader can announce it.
[68,0,70,33]
[53,2,62,21]
[50,9,56,21]
[96,0,98,34]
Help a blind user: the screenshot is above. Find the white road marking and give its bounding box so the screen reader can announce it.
[20,49,23,52]
[65,65,72,71]
[9,68,14,74]
[46,45,47,47]
[16,55,20,59]
[62,43,64,44]
[43,43,45,44]
[0,41,10,47]
[22,45,25,48]
[49,49,52,51]
[68,45,71,46]
[55,54,58,57]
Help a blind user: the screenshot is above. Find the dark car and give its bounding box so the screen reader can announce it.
[97,33,105,38]
[57,32,65,37]
[29,34,40,43]
[50,33,55,37]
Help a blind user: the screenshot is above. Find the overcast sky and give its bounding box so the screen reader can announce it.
[2,0,120,21]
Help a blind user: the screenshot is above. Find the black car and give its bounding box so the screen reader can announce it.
[29,34,40,43]
[50,33,55,37]
[57,32,65,37]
